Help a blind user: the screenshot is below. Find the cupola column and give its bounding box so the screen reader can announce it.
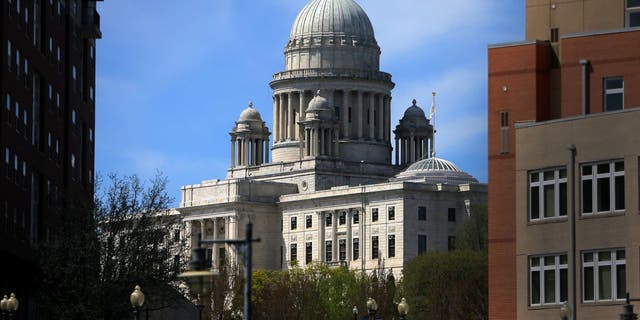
[287,93,294,140]
[279,93,286,142]
[342,91,350,139]
[299,91,306,121]
[230,138,236,167]
[385,96,391,142]
[273,96,279,142]
[265,139,270,163]
[395,138,399,165]
[378,94,384,141]
[357,91,364,139]
[369,93,375,139]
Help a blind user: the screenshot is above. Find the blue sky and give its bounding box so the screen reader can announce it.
[95,0,525,205]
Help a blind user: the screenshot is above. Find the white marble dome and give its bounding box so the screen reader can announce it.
[290,0,376,43]
[391,157,479,185]
[238,102,263,122]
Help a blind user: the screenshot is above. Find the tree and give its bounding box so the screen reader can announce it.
[456,204,488,252]
[95,172,187,319]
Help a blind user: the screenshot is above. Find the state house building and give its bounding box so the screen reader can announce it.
[176,0,486,276]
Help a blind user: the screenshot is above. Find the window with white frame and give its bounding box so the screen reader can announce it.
[627,0,640,27]
[604,77,624,111]
[290,243,297,262]
[530,254,568,306]
[290,216,297,230]
[529,167,567,220]
[583,249,626,302]
[581,160,624,214]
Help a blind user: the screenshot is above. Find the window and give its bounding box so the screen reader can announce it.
[47,132,51,147]
[6,41,11,70]
[418,235,427,255]
[352,210,359,224]
[325,240,332,262]
[371,236,379,259]
[372,208,378,222]
[604,78,624,111]
[71,109,76,125]
[582,160,624,214]
[448,208,456,222]
[15,102,19,119]
[305,242,312,264]
[339,239,346,261]
[305,215,312,228]
[388,206,395,220]
[4,148,9,165]
[71,154,76,168]
[5,94,10,111]
[72,65,77,80]
[325,213,332,226]
[530,254,567,306]
[627,0,640,27]
[56,93,60,109]
[89,86,94,100]
[388,235,395,258]
[530,168,567,220]
[500,111,509,154]
[353,238,359,260]
[550,27,559,42]
[290,243,297,262]
[448,236,456,251]
[290,216,297,230]
[339,212,346,225]
[583,249,626,302]
[22,160,26,176]
[15,50,20,78]
[89,128,93,143]
[48,84,52,100]
[418,206,426,221]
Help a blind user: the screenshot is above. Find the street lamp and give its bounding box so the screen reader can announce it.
[559,302,570,320]
[0,295,7,320]
[2,294,19,320]
[179,242,215,320]
[397,297,409,320]
[352,305,358,320]
[366,297,377,320]
[130,285,145,320]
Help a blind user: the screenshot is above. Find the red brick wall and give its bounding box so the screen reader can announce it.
[487,42,550,320]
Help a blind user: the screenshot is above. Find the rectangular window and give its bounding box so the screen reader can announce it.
[372,208,379,222]
[71,109,76,125]
[530,254,568,306]
[627,0,640,27]
[388,206,395,220]
[353,238,359,260]
[448,208,456,222]
[604,77,624,111]
[500,111,509,154]
[305,215,312,228]
[448,236,456,251]
[290,243,297,262]
[371,236,379,259]
[325,213,332,226]
[583,249,626,302]
[529,167,568,220]
[388,235,395,258]
[418,206,426,221]
[339,212,346,225]
[339,239,346,261]
[5,94,10,111]
[15,50,20,79]
[418,235,427,255]
[582,160,624,214]
[305,242,312,264]
[290,216,297,230]
[6,40,11,70]
[325,240,333,262]
[352,210,359,224]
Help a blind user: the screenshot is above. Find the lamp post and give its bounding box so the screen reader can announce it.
[0,295,7,320]
[397,298,409,320]
[180,222,259,320]
[559,302,570,320]
[621,293,639,320]
[352,306,358,320]
[130,285,145,320]
[366,297,377,320]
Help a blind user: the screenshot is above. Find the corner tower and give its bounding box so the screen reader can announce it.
[270,0,395,165]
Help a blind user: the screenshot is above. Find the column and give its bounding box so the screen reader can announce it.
[265,139,270,163]
[346,210,352,261]
[368,93,375,139]
[299,91,306,121]
[320,128,325,156]
[327,90,334,114]
[199,219,205,239]
[273,96,279,142]
[421,137,427,160]
[212,218,218,267]
[230,138,236,167]
[342,90,350,139]
[385,96,391,142]
[357,91,364,139]
[332,211,338,261]
[279,93,286,142]
[410,136,415,163]
[317,212,325,261]
[395,138,399,165]
[401,138,407,165]
[314,128,320,156]
[333,129,340,156]
[288,93,294,140]
[377,95,384,141]
[244,138,250,166]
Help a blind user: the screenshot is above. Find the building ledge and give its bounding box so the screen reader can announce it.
[562,26,640,40]
[515,107,640,129]
[488,39,549,49]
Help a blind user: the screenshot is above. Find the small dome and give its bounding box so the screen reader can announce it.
[402,99,427,120]
[306,91,331,113]
[290,0,375,43]
[238,102,263,122]
[392,157,479,185]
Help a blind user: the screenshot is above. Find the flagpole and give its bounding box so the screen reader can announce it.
[430,91,436,158]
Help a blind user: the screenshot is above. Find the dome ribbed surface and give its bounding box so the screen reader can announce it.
[238,103,263,122]
[307,93,331,113]
[392,157,479,185]
[290,0,375,42]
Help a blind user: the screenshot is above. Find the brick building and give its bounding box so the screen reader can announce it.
[488,0,640,319]
[1,0,100,318]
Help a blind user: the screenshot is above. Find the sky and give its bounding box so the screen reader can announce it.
[95,0,525,205]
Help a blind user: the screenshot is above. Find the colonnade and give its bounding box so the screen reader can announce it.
[395,135,434,166]
[303,126,339,157]
[186,216,237,269]
[230,137,270,167]
[273,90,391,143]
